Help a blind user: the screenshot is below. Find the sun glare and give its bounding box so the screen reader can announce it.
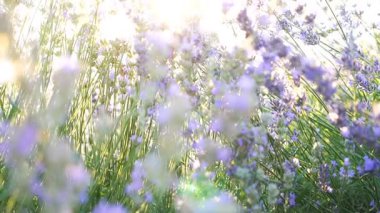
[144,0,226,31]
[98,12,136,42]
[140,0,247,51]
[0,59,15,84]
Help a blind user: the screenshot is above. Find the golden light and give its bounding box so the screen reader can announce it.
[0,59,16,84]
[0,33,10,58]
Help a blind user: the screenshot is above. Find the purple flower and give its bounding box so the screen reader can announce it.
[65,164,91,187]
[283,160,296,174]
[0,121,9,135]
[289,192,296,207]
[373,126,380,137]
[214,99,223,109]
[211,81,224,96]
[223,93,251,112]
[145,192,153,203]
[339,167,355,178]
[147,107,156,116]
[130,135,137,141]
[125,180,144,194]
[15,124,39,157]
[300,28,320,45]
[276,197,284,205]
[237,9,253,37]
[278,19,292,31]
[344,158,350,167]
[285,111,296,125]
[210,118,223,132]
[292,69,301,86]
[363,156,378,173]
[217,147,233,163]
[370,200,376,208]
[319,164,333,193]
[304,65,325,82]
[30,179,44,199]
[126,161,145,195]
[340,127,350,138]
[267,38,289,58]
[291,131,298,142]
[93,201,127,213]
[185,119,199,136]
[130,135,142,144]
[156,106,171,125]
[131,161,145,180]
[355,73,370,89]
[238,75,255,92]
[293,61,336,100]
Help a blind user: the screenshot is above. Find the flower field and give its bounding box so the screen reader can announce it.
[1,0,380,212]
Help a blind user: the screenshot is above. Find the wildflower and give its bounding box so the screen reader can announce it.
[210,118,223,132]
[126,160,145,195]
[238,75,256,92]
[125,180,144,195]
[285,111,296,126]
[291,130,299,142]
[289,192,296,207]
[340,127,350,138]
[344,158,350,167]
[278,19,292,31]
[363,156,378,173]
[319,164,333,193]
[355,73,370,90]
[267,38,289,58]
[300,28,320,45]
[339,166,355,179]
[223,93,252,113]
[1,123,39,165]
[216,147,233,163]
[144,192,153,203]
[13,123,38,157]
[109,68,116,80]
[130,135,137,142]
[305,14,316,24]
[370,200,376,209]
[237,9,252,37]
[93,201,128,213]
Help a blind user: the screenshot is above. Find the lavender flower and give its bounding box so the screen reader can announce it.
[300,28,320,45]
[318,164,333,193]
[93,201,128,213]
[362,156,379,173]
[289,192,296,207]
[237,9,252,37]
[126,160,145,195]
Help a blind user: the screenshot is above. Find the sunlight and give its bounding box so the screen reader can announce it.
[144,0,225,31]
[141,0,247,51]
[0,59,15,84]
[145,0,191,30]
[98,12,136,42]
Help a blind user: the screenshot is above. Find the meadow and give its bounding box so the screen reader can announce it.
[0,0,380,212]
